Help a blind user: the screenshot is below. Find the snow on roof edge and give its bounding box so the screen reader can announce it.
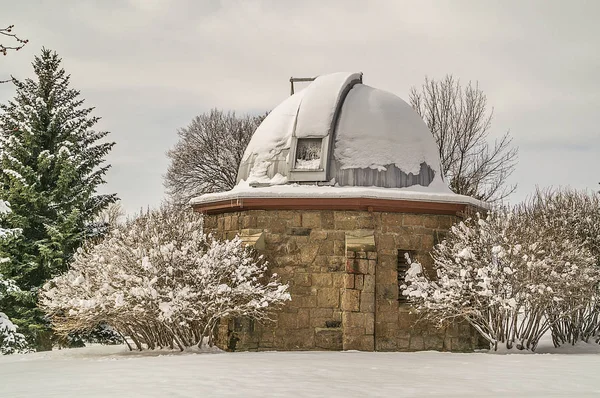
[190,185,488,209]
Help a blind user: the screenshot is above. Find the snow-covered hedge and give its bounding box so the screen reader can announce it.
[40,207,290,351]
[524,189,600,345]
[402,207,599,351]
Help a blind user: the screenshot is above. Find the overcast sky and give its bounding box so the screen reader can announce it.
[1,0,598,214]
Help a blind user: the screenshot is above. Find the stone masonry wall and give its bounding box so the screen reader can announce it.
[203,209,481,352]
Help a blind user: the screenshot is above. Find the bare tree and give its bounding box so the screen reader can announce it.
[1,25,28,83]
[409,75,518,202]
[164,109,265,206]
[95,201,125,228]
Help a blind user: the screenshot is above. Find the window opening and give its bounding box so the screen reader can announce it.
[294,138,322,170]
[398,249,415,303]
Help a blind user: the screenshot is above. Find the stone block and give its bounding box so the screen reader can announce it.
[328,231,345,241]
[377,285,397,301]
[326,256,346,272]
[320,212,334,229]
[344,274,355,289]
[241,215,257,229]
[345,230,376,252]
[342,328,366,350]
[438,215,457,229]
[376,338,398,351]
[378,255,397,270]
[278,312,298,329]
[346,259,360,274]
[264,233,283,244]
[341,289,360,312]
[367,251,378,260]
[294,295,317,308]
[377,234,396,252]
[357,335,375,351]
[403,214,424,227]
[376,322,398,340]
[315,329,343,350]
[397,338,410,350]
[343,312,366,329]
[318,240,334,255]
[317,288,340,308]
[333,310,342,322]
[302,212,321,228]
[381,213,403,227]
[364,313,375,335]
[297,308,310,328]
[309,230,328,241]
[360,292,375,313]
[283,211,303,227]
[299,243,320,265]
[294,272,311,287]
[423,216,439,229]
[333,240,346,256]
[377,307,398,324]
[354,275,364,290]
[424,335,444,351]
[335,219,356,230]
[312,273,332,287]
[357,259,369,274]
[310,308,334,318]
[332,273,345,288]
[444,337,453,351]
[420,234,434,250]
[376,268,396,284]
[356,217,374,229]
[356,251,367,259]
[410,336,425,350]
[282,329,314,350]
[363,275,375,293]
[368,259,376,275]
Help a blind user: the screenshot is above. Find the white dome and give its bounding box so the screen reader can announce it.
[237,72,447,191]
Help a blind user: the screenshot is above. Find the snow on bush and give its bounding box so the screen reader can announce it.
[402,209,599,351]
[524,189,600,346]
[40,207,290,351]
[0,273,30,354]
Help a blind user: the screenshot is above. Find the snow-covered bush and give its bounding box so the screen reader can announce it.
[0,273,30,354]
[0,201,30,354]
[524,189,600,346]
[40,207,290,351]
[402,209,598,351]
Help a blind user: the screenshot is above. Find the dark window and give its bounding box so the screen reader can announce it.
[398,249,415,303]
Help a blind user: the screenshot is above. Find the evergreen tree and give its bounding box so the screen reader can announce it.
[0,48,116,349]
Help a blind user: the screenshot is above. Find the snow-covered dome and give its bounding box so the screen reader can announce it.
[237,72,446,190]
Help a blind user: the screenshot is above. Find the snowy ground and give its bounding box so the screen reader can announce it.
[2,336,600,397]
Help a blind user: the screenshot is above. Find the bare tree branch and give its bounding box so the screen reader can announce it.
[410,75,518,203]
[1,25,28,83]
[164,109,266,207]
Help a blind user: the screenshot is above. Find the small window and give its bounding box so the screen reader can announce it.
[398,249,415,303]
[294,138,322,170]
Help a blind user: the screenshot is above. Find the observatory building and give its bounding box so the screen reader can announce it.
[192,72,484,351]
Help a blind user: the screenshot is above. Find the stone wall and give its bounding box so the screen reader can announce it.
[203,209,481,352]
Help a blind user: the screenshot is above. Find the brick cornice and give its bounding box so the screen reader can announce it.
[192,197,479,216]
